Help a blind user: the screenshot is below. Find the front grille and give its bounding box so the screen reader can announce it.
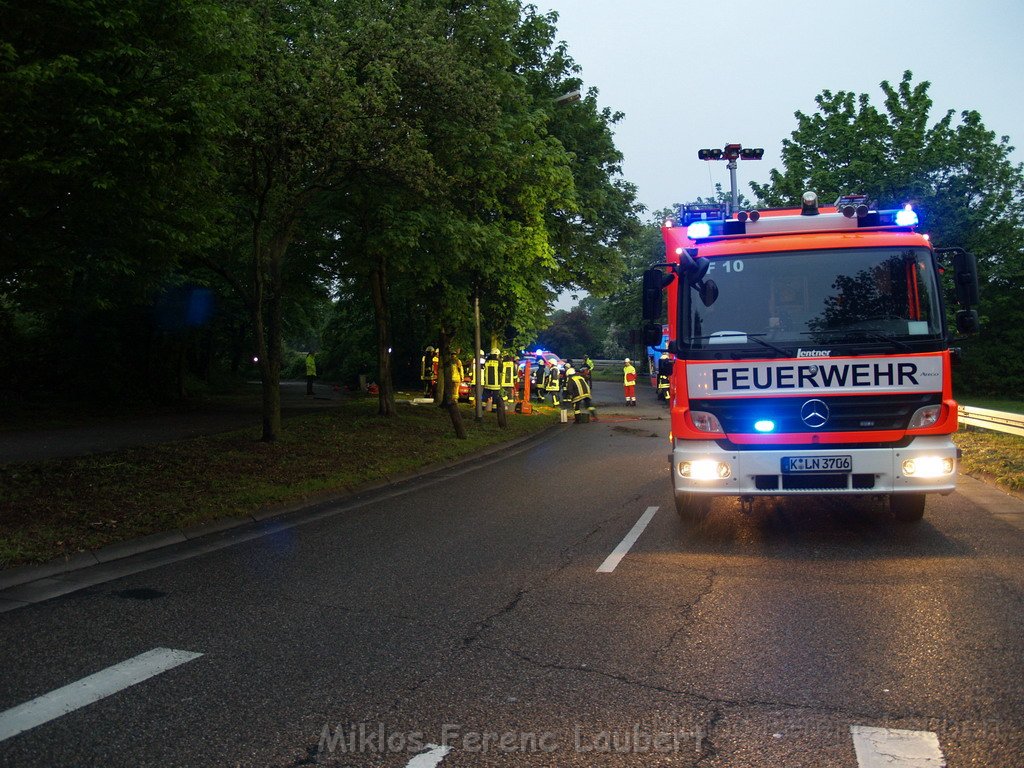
[692,393,939,434]
[753,473,876,491]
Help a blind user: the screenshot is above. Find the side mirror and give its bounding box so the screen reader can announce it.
[699,279,719,307]
[642,268,673,322]
[643,322,664,347]
[956,309,980,335]
[952,249,980,307]
[938,247,980,308]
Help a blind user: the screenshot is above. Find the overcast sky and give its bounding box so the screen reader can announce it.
[540,0,1024,217]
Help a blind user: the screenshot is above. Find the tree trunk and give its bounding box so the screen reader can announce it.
[369,255,396,417]
[259,235,287,441]
[250,283,278,442]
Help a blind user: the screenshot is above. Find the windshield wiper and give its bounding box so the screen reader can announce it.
[688,333,792,357]
[810,328,914,352]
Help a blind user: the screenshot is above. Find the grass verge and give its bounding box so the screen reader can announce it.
[0,397,556,570]
[953,427,1024,495]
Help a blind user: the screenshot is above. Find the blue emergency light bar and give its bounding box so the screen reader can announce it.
[684,204,921,241]
[894,204,919,227]
[674,204,727,228]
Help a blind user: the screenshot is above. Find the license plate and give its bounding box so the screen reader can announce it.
[781,455,852,473]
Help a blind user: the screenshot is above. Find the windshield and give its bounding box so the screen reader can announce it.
[681,247,944,354]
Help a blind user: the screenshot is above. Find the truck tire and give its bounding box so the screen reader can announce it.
[675,492,713,523]
[890,493,926,522]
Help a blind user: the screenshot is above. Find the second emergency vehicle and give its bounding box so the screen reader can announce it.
[642,193,980,523]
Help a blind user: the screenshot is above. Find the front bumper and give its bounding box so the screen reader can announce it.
[670,436,957,497]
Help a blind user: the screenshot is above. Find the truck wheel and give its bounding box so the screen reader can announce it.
[889,493,926,522]
[675,493,712,523]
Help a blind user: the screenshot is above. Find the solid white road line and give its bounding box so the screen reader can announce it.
[850,725,946,768]
[0,647,203,743]
[597,506,659,573]
[405,743,451,767]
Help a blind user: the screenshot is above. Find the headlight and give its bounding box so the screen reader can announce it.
[902,456,954,478]
[679,459,732,480]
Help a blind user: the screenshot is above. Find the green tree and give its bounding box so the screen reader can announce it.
[200,0,383,441]
[326,2,638,431]
[751,71,1024,396]
[0,0,238,397]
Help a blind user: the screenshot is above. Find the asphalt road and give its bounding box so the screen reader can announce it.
[1,382,1022,767]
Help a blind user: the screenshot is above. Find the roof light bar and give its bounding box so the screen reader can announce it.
[678,204,727,225]
[681,207,921,241]
[895,204,919,227]
[687,221,712,239]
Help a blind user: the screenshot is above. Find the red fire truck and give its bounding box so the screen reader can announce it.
[642,193,980,523]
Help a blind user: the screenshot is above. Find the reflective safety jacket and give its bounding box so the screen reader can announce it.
[305,354,317,377]
[500,360,515,388]
[623,363,636,385]
[451,358,464,383]
[483,358,501,390]
[545,366,562,391]
[566,374,591,403]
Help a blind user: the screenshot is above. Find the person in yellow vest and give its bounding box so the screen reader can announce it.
[565,366,596,421]
[448,351,464,403]
[430,348,440,400]
[544,359,561,406]
[305,351,317,396]
[482,350,501,412]
[532,354,546,402]
[500,353,515,403]
[582,355,594,383]
[623,357,637,406]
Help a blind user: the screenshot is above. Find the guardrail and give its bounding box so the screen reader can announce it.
[959,405,1024,437]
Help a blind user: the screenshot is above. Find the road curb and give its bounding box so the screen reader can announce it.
[0,425,559,598]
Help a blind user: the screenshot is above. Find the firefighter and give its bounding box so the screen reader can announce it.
[544,359,562,406]
[533,355,546,401]
[657,353,671,403]
[305,351,317,396]
[482,350,501,412]
[429,348,440,400]
[623,357,637,406]
[583,354,594,383]
[565,366,596,421]
[449,351,464,404]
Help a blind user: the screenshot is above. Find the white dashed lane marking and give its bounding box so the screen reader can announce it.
[597,506,658,573]
[0,647,202,743]
[405,743,451,767]
[851,725,946,768]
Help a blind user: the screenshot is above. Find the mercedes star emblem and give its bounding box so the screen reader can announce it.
[800,399,829,429]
